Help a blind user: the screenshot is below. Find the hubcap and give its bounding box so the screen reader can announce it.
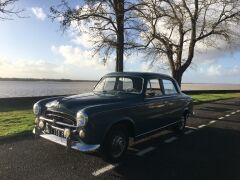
[111,135,126,158]
[179,115,186,130]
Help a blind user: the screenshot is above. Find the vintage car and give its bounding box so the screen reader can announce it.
[33,72,193,162]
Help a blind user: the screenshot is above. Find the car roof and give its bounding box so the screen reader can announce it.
[105,72,172,79]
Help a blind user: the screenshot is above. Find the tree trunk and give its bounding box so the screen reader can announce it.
[172,69,183,88]
[115,0,124,72]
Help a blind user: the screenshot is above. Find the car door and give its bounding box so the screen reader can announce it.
[161,78,184,124]
[141,78,169,132]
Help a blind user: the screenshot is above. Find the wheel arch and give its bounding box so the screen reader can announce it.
[182,108,191,118]
[102,117,136,144]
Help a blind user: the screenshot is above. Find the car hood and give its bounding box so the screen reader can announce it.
[46,92,139,114]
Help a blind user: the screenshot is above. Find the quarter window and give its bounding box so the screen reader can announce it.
[162,79,178,95]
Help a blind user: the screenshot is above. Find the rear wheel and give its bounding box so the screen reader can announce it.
[174,113,188,134]
[102,126,129,163]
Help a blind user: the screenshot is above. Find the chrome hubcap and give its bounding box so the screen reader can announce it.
[179,115,186,130]
[111,136,126,158]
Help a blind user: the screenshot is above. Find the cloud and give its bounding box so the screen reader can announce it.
[207,65,222,76]
[51,45,115,71]
[0,57,68,79]
[206,64,240,77]
[71,33,93,49]
[31,7,46,21]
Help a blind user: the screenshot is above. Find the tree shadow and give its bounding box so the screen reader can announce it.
[198,106,232,112]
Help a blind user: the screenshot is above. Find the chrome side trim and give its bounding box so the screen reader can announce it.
[136,120,181,138]
[39,116,77,128]
[38,133,100,152]
[145,94,179,100]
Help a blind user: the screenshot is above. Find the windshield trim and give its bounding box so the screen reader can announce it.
[93,75,144,95]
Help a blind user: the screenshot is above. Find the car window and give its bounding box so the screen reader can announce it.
[95,77,116,91]
[146,79,163,97]
[94,76,143,94]
[118,77,133,90]
[162,79,178,95]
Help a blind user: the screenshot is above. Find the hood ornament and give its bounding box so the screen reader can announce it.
[46,100,60,108]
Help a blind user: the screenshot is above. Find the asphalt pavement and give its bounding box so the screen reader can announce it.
[0,98,240,180]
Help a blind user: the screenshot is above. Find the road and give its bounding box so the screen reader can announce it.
[0,98,240,180]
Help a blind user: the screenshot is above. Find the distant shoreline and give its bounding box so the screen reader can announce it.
[0,78,98,82]
[0,78,239,85]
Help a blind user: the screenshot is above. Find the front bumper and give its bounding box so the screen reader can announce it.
[33,127,100,152]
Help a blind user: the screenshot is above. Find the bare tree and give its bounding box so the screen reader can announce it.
[50,0,142,72]
[0,0,23,20]
[137,0,240,86]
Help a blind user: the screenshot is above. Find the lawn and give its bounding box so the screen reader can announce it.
[0,93,240,137]
[0,97,45,137]
[191,93,240,104]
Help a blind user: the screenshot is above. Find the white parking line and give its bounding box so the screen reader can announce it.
[184,130,194,135]
[209,120,216,124]
[185,126,198,130]
[218,117,224,120]
[136,147,155,156]
[198,124,206,128]
[225,114,230,117]
[164,137,177,143]
[92,164,118,176]
[231,112,236,115]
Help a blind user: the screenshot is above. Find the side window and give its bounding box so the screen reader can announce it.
[146,79,163,97]
[162,79,178,95]
[118,77,133,90]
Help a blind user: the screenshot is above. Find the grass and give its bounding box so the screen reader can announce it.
[0,97,44,137]
[191,93,240,104]
[0,93,240,137]
[0,110,34,136]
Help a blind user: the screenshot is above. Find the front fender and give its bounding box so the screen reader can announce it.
[81,102,138,144]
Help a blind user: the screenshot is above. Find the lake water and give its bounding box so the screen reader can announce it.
[0,81,239,98]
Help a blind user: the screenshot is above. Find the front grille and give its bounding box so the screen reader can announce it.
[45,110,76,126]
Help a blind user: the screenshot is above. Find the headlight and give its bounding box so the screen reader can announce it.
[33,103,41,115]
[76,111,88,127]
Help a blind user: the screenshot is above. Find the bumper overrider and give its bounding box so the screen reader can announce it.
[33,117,100,152]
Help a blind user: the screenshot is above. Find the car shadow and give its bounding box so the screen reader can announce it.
[111,127,240,180]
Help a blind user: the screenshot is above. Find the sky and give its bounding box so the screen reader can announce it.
[0,0,239,83]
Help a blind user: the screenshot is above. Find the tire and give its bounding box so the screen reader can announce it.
[174,113,188,134]
[102,125,129,163]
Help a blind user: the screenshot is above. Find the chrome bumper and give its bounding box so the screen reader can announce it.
[33,128,100,152]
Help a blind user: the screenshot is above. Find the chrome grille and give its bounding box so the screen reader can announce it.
[44,110,76,126]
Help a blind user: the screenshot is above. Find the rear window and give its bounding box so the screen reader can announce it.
[162,79,178,95]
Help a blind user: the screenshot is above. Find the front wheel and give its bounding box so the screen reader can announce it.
[102,126,129,163]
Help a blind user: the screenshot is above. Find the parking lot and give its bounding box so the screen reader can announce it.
[0,98,240,180]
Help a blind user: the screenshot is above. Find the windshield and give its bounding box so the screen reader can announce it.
[94,76,143,94]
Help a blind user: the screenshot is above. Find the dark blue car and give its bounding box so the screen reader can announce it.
[33,72,193,162]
